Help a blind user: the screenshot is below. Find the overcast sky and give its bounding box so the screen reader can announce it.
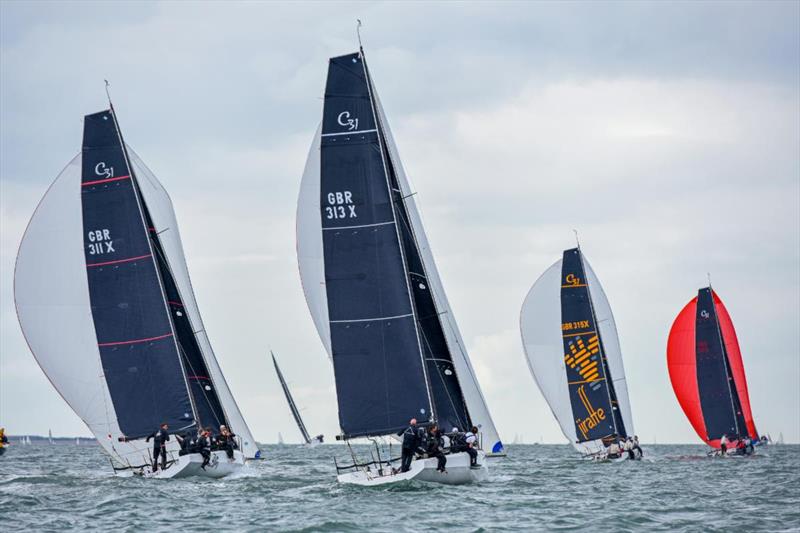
[1,1,798,445]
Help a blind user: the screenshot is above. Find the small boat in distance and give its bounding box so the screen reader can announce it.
[296,43,497,484]
[520,246,637,460]
[667,285,760,457]
[15,101,259,478]
[272,352,323,446]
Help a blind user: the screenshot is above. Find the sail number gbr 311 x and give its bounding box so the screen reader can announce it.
[325,191,357,220]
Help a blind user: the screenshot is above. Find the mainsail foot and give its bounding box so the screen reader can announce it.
[336,450,488,487]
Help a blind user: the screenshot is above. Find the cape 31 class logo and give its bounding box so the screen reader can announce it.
[564,273,581,287]
[700,309,710,319]
[94,162,113,178]
[337,111,358,131]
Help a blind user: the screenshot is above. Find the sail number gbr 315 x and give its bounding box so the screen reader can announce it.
[325,191,357,220]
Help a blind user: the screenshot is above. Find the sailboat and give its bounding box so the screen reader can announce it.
[48,430,52,445]
[667,286,759,456]
[277,432,285,446]
[272,352,323,446]
[520,246,635,458]
[296,45,500,485]
[15,102,259,478]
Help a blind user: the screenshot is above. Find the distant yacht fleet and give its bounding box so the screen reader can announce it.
[6,35,777,481]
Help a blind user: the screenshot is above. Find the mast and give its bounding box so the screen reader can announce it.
[272,352,311,444]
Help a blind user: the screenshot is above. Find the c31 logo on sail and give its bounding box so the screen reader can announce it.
[337,111,358,131]
[700,309,710,319]
[94,162,114,178]
[565,273,581,287]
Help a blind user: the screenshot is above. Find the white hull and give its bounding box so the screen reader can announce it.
[337,451,487,486]
[127,450,244,479]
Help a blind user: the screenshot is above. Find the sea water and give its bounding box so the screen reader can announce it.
[1,443,798,531]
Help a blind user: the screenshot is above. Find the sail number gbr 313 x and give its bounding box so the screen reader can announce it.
[325,191,357,220]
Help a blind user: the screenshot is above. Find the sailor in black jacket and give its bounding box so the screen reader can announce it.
[145,423,170,472]
[397,418,424,473]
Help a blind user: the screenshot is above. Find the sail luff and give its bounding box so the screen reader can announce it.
[272,352,311,444]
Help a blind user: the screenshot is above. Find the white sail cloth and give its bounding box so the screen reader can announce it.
[15,149,259,465]
[520,256,634,455]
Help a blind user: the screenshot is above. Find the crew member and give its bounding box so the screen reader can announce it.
[198,428,213,470]
[427,425,447,473]
[397,418,421,473]
[624,437,635,460]
[632,435,643,458]
[464,426,479,467]
[720,434,728,456]
[606,439,621,459]
[218,425,238,461]
[146,423,170,472]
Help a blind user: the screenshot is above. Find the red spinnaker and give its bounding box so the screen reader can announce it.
[667,290,757,447]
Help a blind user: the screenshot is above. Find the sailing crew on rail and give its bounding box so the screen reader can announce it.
[606,438,621,459]
[398,418,422,473]
[720,434,728,456]
[632,435,643,458]
[198,428,213,470]
[426,425,447,473]
[465,427,479,467]
[145,423,170,472]
[217,425,238,461]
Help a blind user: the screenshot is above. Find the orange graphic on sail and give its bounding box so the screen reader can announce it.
[564,335,601,382]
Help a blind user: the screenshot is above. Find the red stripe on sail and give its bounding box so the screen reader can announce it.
[82,175,131,187]
[667,296,712,446]
[98,332,173,347]
[86,254,152,268]
[714,290,758,440]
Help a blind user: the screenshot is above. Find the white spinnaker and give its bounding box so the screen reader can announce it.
[520,256,633,456]
[295,124,331,358]
[129,149,259,458]
[14,154,158,467]
[374,94,504,454]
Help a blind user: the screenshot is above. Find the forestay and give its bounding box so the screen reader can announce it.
[520,249,634,455]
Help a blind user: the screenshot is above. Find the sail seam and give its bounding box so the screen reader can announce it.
[330,313,413,324]
[323,220,394,231]
[321,128,377,137]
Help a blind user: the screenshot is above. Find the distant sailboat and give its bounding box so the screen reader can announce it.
[15,103,259,478]
[272,352,323,446]
[76,437,80,446]
[48,430,52,445]
[297,44,497,486]
[277,432,285,446]
[667,286,759,455]
[521,246,635,458]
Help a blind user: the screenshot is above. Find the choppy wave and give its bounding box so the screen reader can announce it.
[0,444,798,531]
